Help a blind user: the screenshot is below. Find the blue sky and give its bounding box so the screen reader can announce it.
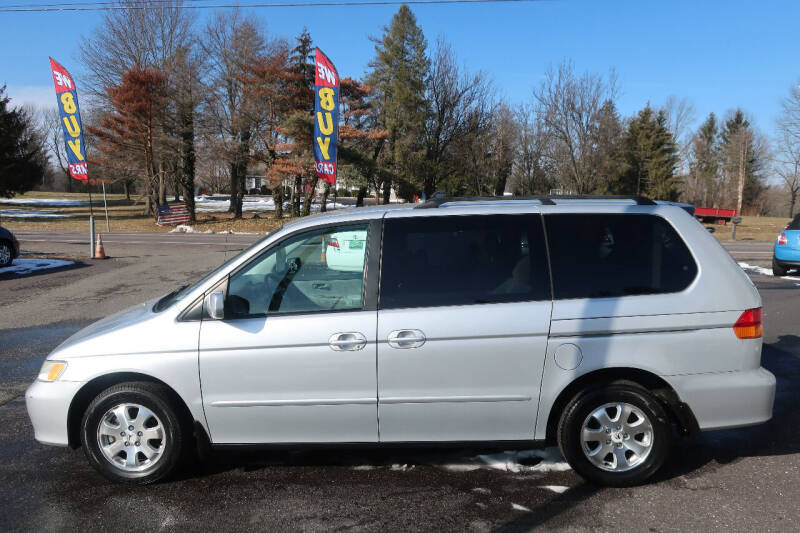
[3,0,799,138]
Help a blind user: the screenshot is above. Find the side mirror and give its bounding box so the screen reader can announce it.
[206,291,225,320]
[706,227,716,234]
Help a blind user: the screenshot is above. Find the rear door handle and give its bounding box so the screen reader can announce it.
[387,329,426,349]
[328,332,367,351]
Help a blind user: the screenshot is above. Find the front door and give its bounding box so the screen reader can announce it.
[198,221,379,444]
[376,212,553,442]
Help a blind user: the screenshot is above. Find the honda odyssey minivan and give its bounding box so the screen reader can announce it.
[26,195,775,486]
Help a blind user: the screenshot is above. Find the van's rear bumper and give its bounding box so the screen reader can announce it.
[667,367,775,431]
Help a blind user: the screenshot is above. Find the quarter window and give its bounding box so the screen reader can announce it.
[380,214,550,309]
[545,214,697,299]
[226,224,369,316]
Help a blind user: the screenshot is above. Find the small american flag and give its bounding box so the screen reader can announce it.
[156,203,190,226]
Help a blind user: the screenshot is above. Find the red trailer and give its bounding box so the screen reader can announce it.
[694,207,738,225]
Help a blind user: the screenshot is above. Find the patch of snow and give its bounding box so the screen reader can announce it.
[739,262,800,281]
[473,447,571,473]
[0,208,72,218]
[540,485,570,494]
[511,503,531,512]
[350,465,375,471]
[471,487,491,495]
[0,258,73,275]
[169,225,212,234]
[0,198,89,207]
[390,463,414,471]
[441,463,481,472]
[168,225,259,235]
[194,195,352,213]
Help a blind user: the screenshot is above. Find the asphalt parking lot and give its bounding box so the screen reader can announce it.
[1,233,798,531]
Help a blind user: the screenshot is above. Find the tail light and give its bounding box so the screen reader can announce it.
[778,233,788,245]
[733,307,763,339]
[326,238,339,248]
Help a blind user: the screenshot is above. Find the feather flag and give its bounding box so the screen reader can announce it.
[313,48,339,186]
[49,58,88,181]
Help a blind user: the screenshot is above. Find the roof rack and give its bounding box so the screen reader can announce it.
[414,194,656,209]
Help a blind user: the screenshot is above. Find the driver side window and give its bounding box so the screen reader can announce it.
[226,224,369,317]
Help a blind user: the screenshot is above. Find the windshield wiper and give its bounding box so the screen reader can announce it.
[154,284,189,312]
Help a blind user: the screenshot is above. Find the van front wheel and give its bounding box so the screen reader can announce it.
[80,382,185,484]
[557,384,671,487]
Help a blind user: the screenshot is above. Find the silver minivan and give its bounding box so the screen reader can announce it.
[26,196,776,486]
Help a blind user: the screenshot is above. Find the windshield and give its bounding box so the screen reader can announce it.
[153,233,274,312]
[789,215,800,231]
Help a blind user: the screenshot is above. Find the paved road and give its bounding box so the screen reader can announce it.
[1,235,798,531]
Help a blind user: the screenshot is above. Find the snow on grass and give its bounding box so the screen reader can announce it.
[194,195,351,213]
[0,198,89,207]
[169,225,212,234]
[0,208,72,218]
[168,225,259,235]
[738,262,800,281]
[511,503,532,512]
[0,258,73,275]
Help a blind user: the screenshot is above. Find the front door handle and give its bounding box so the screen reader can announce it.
[328,332,367,351]
[387,329,426,349]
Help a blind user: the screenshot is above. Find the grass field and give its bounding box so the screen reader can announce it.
[0,191,286,234]
[1,191,789,242]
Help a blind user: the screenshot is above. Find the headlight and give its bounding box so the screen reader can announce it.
[38,360,67,382]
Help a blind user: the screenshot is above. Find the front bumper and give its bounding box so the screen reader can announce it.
[25,379,84,446]
[667,367,776,431]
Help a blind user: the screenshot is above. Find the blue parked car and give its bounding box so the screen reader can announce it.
[773,214,800,276]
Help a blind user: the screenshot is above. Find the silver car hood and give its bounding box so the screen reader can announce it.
[51,297,161,359]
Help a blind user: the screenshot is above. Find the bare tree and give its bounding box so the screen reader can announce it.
[422,38,494,196]
[35,107,71,191]
[81,0,196,97]
[533,61,618,194]
[203,10,265,218]
[777,80,800,216]
[509,102,552,195]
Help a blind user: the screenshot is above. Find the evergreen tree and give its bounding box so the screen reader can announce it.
[620,105,679,200]
[688,113,719,206]
[366,5,430,200]
[593,99,627,193]
[0,87,47,198]
[288,28,315,114]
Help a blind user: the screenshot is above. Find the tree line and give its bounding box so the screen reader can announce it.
[3,1,800,220]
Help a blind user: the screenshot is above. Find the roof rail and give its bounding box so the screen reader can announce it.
[414,194,656,209]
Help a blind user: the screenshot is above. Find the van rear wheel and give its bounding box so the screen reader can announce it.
[557,384,671,487]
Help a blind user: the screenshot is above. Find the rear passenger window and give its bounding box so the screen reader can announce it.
[380,214,550,309]
[545,214,697,299]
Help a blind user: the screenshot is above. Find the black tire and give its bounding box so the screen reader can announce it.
[772,258,788,277]
[80,381,185,484]
[0,240,12,267]
[557,383,671,487]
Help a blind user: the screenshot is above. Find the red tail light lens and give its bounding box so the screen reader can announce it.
[733,307,763,339]
[326,238,339,248]
[778,233,788,245]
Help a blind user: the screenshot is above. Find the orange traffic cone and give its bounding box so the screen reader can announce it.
[94,233,108,259]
